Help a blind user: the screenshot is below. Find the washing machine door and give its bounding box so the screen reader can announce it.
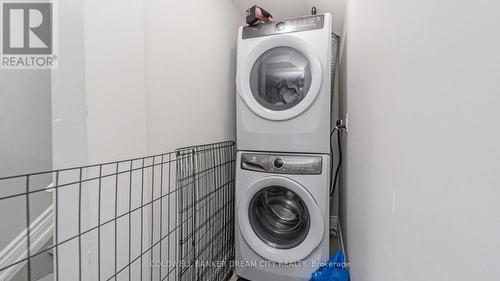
[237,36,323,121]
[238,176,324,262]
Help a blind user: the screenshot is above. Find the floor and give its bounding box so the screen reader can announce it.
[231,231,340,281]
[19,235,338,281]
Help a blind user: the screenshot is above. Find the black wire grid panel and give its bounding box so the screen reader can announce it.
[0,141,236,281]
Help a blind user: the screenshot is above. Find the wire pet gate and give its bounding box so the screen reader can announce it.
[0,141,236,281]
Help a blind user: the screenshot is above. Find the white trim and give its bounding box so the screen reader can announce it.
[45,182,55,193]
[0,205,54,281]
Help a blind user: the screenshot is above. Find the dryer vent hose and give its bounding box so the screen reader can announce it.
[330,33,343,198]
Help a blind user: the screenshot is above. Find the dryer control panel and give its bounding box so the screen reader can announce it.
[242,14,325,39]
[241,153,322,175]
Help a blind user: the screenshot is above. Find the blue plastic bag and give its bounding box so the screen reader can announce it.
[310,250,350,281]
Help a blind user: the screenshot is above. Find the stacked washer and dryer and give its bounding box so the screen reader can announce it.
[235,13,334,281]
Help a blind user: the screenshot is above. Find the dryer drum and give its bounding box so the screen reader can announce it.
[250,46,312,111]
[249,186,311,249]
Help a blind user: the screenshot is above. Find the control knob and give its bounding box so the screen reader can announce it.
[273,158,284,169]
[275,21,286,31]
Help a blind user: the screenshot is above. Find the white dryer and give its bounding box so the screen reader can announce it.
[235,151,330,281]
[236,14,332,154]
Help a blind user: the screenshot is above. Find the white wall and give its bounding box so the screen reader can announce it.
[143,0,242,154]
[340,0,500,280]
[51,1,88,279]
[55,0,242,162]
[0,71,52,177]
[53,0,149,168]
[52,1,243,280]
[0,70,53,248]
[84,0,149,163]
[51,0,87,170]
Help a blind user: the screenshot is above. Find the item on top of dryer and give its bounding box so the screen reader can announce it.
[311,7,317,15]
[245,5,273,26]
[309,250,350,281]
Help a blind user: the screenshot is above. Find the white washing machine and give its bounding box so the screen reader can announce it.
[235,151,330,281]
[236,14,332,154]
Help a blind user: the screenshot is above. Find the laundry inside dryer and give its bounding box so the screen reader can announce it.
[250,47,312,111]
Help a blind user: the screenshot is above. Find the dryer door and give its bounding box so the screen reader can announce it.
[238,176,324,262]
[237,36,323,121]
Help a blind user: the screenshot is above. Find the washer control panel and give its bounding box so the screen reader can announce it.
[241,153,322,174]
[242,14,325,39]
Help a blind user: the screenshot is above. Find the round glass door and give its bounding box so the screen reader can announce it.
[237,176,324,262]
[249,186,310,249]
[237,36,323,121]
[249,47,312,111]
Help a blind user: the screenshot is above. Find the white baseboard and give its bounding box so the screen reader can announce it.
[0,205,54,281]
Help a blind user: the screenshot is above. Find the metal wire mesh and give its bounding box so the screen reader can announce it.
[0,141,235,281]
[176,143,235,281]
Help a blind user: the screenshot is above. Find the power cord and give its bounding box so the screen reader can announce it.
[330,121,345,197]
